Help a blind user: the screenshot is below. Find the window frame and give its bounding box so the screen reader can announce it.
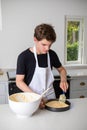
[64,15,84,65]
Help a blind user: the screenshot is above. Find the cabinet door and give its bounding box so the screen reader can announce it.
[70,90,87,98]
[70,77,87,98]
[0,83,8,104]
[0,83,6,94]
[70,78,87,91]
[0,96,6,104]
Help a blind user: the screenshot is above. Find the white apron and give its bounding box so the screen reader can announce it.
[29,46,56,100]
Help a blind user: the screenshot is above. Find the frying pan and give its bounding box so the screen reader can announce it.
[45,99,71,112]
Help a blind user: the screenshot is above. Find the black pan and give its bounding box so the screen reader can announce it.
[45,99,71,112]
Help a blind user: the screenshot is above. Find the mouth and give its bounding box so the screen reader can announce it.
[43,50,48,53]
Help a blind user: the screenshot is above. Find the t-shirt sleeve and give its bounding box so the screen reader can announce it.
[16,53,25,75]
[50,50,62,68]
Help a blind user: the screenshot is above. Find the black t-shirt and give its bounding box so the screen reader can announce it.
[16,48,62,85]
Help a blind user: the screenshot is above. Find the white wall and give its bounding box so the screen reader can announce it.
[0,0,2,30]
[0,0,87,69]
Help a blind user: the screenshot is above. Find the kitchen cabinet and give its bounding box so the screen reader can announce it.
[0,71,8,104]
[1,68,87,104]
[0,82,8,104]
[70,76,87,98]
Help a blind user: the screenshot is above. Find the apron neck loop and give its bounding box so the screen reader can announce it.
[33,45,51,68]
[33,45,38,63]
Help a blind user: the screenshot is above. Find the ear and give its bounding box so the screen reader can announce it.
[34,37,38,42]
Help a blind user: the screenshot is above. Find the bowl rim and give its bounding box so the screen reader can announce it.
[9,92,42,103]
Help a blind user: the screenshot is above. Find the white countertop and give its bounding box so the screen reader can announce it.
[0,72,8,82]
[67,69,87,78]
[52,68,87,78]
[0,98,87,130]
[0,69,87,83]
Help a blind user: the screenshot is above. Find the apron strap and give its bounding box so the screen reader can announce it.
[33,45,51,68]
[33,46,38,63]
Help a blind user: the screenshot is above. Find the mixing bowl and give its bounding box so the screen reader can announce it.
[9,92,42,118]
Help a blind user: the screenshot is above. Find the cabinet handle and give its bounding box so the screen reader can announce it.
[80,82,85,86]
[79,95,85,98]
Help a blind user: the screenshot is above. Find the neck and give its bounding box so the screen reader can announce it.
[34,46,42,54]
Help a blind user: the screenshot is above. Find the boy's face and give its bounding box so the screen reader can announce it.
[34,37,52,54]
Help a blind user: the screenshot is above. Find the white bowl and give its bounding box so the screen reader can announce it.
[9,92,42,118]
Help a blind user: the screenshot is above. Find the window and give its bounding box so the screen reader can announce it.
[64,16,84,65]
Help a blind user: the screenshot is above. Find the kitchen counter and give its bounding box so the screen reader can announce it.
[0,71,8,82]
[0,68,87,82]
[0,98,87,130]
[52,68,87,78]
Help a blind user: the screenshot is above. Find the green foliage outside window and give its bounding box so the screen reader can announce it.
[67,21,79,61]
[67,42,79,61]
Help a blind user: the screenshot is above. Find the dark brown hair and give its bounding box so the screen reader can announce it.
[34,23,56,43]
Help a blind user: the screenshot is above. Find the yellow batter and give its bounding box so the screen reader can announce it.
[46,100,69,108]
